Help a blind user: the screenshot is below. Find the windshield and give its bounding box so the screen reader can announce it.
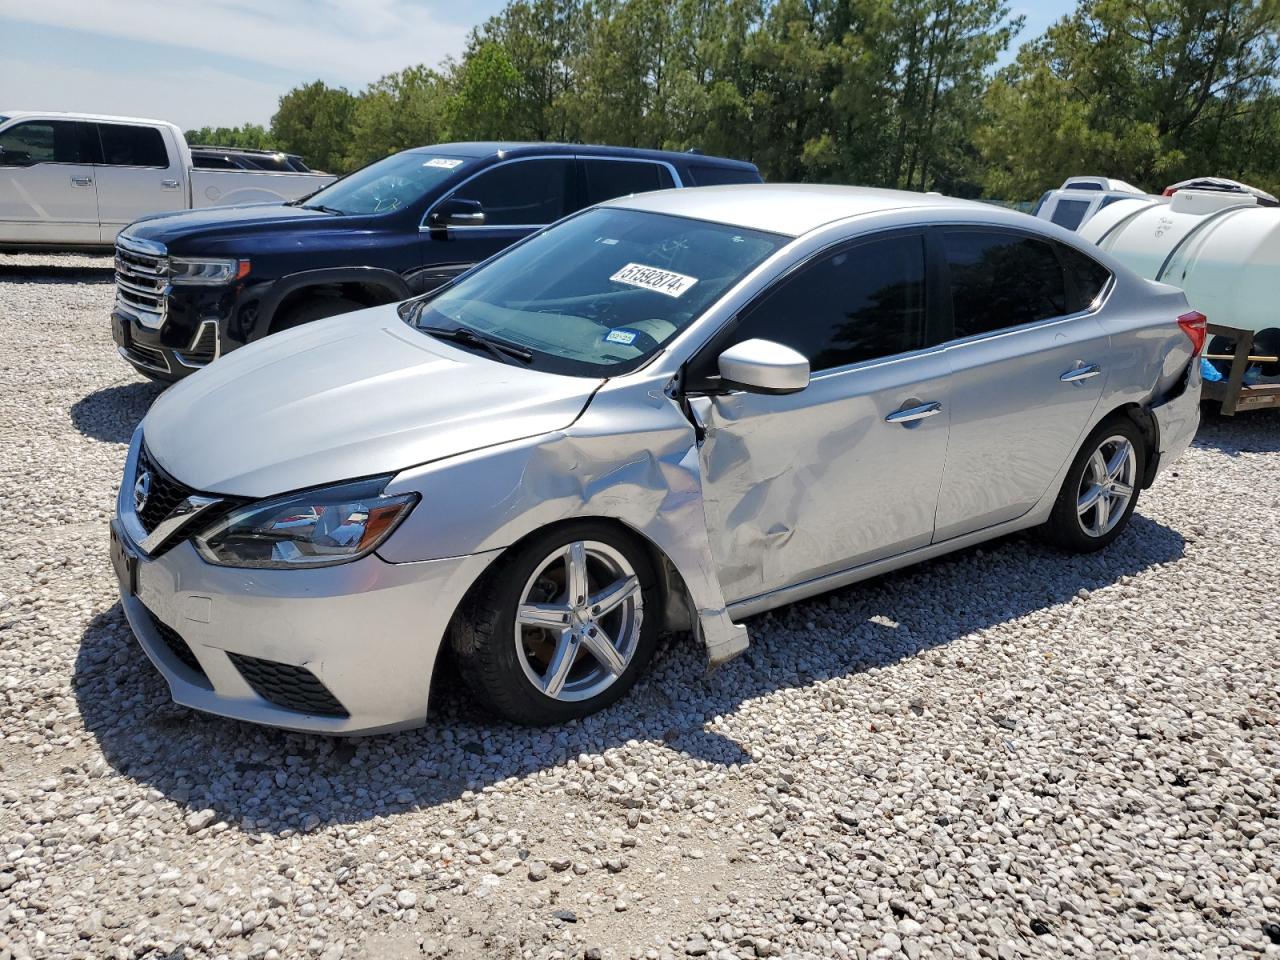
[302,151,474,215]
[408,207,787,376]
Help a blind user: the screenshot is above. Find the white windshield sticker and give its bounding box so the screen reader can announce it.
[424,157,464,169]
[609,263,698,298]
[604,328,638,345]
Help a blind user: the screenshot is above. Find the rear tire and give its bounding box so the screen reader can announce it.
[450,521,660,725]
[1043,417,1146,553]
[271,295,364,334]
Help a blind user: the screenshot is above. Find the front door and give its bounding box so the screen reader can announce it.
[690,232,951,604]
[92,122,186,242]
[0,119,99,245]
[419,156,577,288]
[933,228,1110,540]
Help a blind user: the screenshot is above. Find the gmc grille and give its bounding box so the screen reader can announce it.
[115,239,169,324]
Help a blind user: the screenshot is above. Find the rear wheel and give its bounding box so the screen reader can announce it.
[450,522,660,725]
[1043,417,1146,552]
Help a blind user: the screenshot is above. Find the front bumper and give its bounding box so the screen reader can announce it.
[110,520,499,735]
[111,282,256,382]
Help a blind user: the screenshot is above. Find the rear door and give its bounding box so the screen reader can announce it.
[933,228,1112,541]
[92,122,185,241]
[692,231,951,603]
[0,118,99,245]
[419,156,577,287]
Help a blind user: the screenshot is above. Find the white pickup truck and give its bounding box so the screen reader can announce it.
[0,111,336,249]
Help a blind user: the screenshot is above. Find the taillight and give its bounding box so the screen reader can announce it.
[1162,187,1177,197]
[1177,310,1207,354]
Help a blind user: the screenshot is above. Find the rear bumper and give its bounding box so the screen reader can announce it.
[112,524,500,735]
[1150,363,1202,477]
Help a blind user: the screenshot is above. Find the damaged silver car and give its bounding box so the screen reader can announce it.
[111,184,1202,733]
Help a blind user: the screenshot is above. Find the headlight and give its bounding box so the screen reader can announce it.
[194,477,418,569]
[169,257,250,285]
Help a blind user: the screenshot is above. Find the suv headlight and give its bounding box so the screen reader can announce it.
[169,257,250,285]
[194,477,417,569]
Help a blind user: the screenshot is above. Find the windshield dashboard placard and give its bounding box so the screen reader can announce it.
[609,263,698,298]
[424,157,464,169]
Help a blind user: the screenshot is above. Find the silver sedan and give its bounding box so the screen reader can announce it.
[110,184,1202,733]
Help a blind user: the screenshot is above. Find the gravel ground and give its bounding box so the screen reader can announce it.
[1,254,1278,960]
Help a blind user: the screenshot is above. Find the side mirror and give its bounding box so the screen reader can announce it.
[429,197,485,228]
[717,339,810,395]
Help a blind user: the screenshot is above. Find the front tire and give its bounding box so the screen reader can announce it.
[450,522,660,725]
[1043,417,1146,553]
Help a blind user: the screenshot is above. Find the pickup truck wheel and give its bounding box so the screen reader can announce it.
[272,296,364,333]
[450,522,660,725]
[1043,417,1145,553]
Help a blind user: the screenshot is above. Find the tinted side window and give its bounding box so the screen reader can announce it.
[451,158,573,226]
[1049,198,1091,230]
[688,163,761,186]
[97,124,170,167]
[944,231,1068,338]
[0,120,85,164]
[1057,243,1112,309]
[730,234,927,373]
[582,159,673,206]
[193,154,238,170]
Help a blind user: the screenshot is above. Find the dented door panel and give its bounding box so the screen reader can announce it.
[693,350,951,605]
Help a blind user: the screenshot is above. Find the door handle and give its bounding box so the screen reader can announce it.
[885,401,943,424]
[161,179,179,189]
[70,175,93,187]
[1060,363,1102,383]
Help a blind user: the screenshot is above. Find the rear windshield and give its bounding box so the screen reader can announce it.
[408,207,786,376]
[1049,198,1091,230]
[302,151,474,215]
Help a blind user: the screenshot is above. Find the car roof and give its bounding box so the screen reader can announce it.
[603,183,990,237]
[409,141,757,170]
[0,110,178,128]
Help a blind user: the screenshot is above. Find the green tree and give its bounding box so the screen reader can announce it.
[346,66,452,168]
[446,42,527,139]
[184,124,277,150]
[978,0,1280,197]
[271,80,358,172]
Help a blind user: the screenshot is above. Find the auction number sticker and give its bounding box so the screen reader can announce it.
[609,263,698,298]
[424,157,464,169]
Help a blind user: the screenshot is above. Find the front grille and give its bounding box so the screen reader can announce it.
[141,606,211,687]
[135,446,197,534]
[228,653,349,718]
[115,240,169,323]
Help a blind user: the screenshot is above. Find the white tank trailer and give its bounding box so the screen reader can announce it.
[1078,189,1280,381]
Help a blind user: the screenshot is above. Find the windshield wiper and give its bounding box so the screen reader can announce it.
[304,204,346,216]
[420,324,534,365]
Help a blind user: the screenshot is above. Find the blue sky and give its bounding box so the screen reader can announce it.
[0,0,1070,131]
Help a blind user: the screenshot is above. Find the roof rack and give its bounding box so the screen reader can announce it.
[189,145,299,158]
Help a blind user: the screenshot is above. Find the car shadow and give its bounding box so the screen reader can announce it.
[73,511,1186,836]
[0,263,114,281]
[1192,406,1280,456]
[69,381,165,443]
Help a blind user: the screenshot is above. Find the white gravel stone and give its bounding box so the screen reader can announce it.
[1,254,1278,960]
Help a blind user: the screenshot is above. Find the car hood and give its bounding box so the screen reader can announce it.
[141,306,603,498]
[123,203,370,248]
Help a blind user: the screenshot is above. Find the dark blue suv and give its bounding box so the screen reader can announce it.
[110,142,762,381]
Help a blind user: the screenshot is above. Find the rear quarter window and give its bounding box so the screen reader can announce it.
[1057,244,1113,310]
[686,163,762,186]
[1049,198,1091,230]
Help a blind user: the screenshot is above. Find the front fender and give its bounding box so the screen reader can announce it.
[379,379,749,665]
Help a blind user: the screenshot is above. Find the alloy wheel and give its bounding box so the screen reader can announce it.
[1076,435,1137,538]
[513,540,644,702]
